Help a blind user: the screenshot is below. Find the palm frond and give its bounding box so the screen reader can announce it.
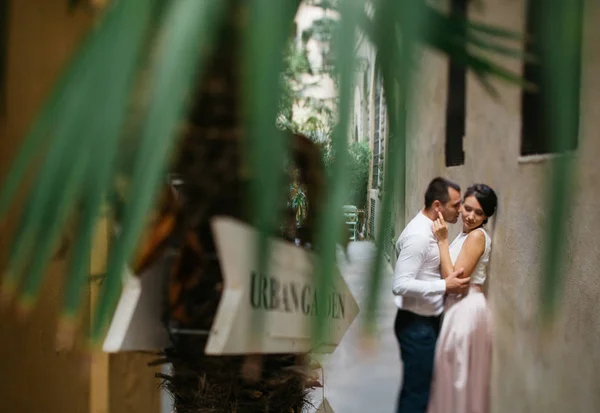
[312,0,361,343]
[361,0,426,332]
[91,0,227,342]
[244,0,299,273]
[0,0,538,343]
[539,0,583,319]
[2,0,158,308]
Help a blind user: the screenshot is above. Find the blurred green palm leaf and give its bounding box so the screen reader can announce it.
[0,0,538,343]
[538,0,583,320]
[2,0,158,310]
[91,0,227,341]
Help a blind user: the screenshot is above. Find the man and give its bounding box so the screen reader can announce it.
[393,177,470,413]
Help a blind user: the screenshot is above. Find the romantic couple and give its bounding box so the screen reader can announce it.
[393,177,497,413]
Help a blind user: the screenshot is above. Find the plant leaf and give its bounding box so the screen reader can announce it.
[312,0,360,343]
[91,0,227,343]
[540,0,583,319]
[58,0,164,321]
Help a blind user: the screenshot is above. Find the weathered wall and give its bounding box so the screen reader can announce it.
[0,1,161,412]
[0,2,92,412]
[405,0,600,411]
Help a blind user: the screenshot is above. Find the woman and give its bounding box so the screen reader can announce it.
[427,183,497,413]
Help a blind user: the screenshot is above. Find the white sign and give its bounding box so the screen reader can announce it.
[102,253,173,352]
[205,216,359,355]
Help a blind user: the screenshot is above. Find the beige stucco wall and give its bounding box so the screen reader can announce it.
[404,0,600,411]
[0,2,92,411]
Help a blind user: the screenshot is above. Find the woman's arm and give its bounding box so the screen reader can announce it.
[433,213,486,279]
[437,237,454,279]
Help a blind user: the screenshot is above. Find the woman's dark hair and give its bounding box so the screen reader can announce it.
[464,184,497,224]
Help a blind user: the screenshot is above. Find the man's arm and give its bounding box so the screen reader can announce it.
[392,235,446,298]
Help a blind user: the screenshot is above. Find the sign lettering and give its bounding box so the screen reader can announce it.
[249,271,346,320]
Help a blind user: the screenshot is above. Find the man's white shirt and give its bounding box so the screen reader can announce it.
[392,211,446,316]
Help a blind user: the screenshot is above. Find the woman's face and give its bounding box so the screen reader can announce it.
[460,195,487,231]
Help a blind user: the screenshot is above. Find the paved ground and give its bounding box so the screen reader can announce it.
[309,241,401,413]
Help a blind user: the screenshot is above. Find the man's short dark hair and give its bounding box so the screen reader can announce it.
[424,177,461,208]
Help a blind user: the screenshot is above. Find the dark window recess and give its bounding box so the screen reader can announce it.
[521,0,582,155]
[0,0,9,115]
[444,0,467,167]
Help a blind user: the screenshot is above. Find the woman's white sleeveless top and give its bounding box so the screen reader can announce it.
[448,227,491,286]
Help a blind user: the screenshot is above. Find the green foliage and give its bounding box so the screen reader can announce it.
[344,141,370,209]
[288,181,308,225]
[318,140,370,209]
[277,40,312,130]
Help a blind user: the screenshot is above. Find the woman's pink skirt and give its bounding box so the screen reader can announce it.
[427,290,493,413]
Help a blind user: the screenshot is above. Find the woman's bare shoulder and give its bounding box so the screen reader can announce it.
[465,229,486,249]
